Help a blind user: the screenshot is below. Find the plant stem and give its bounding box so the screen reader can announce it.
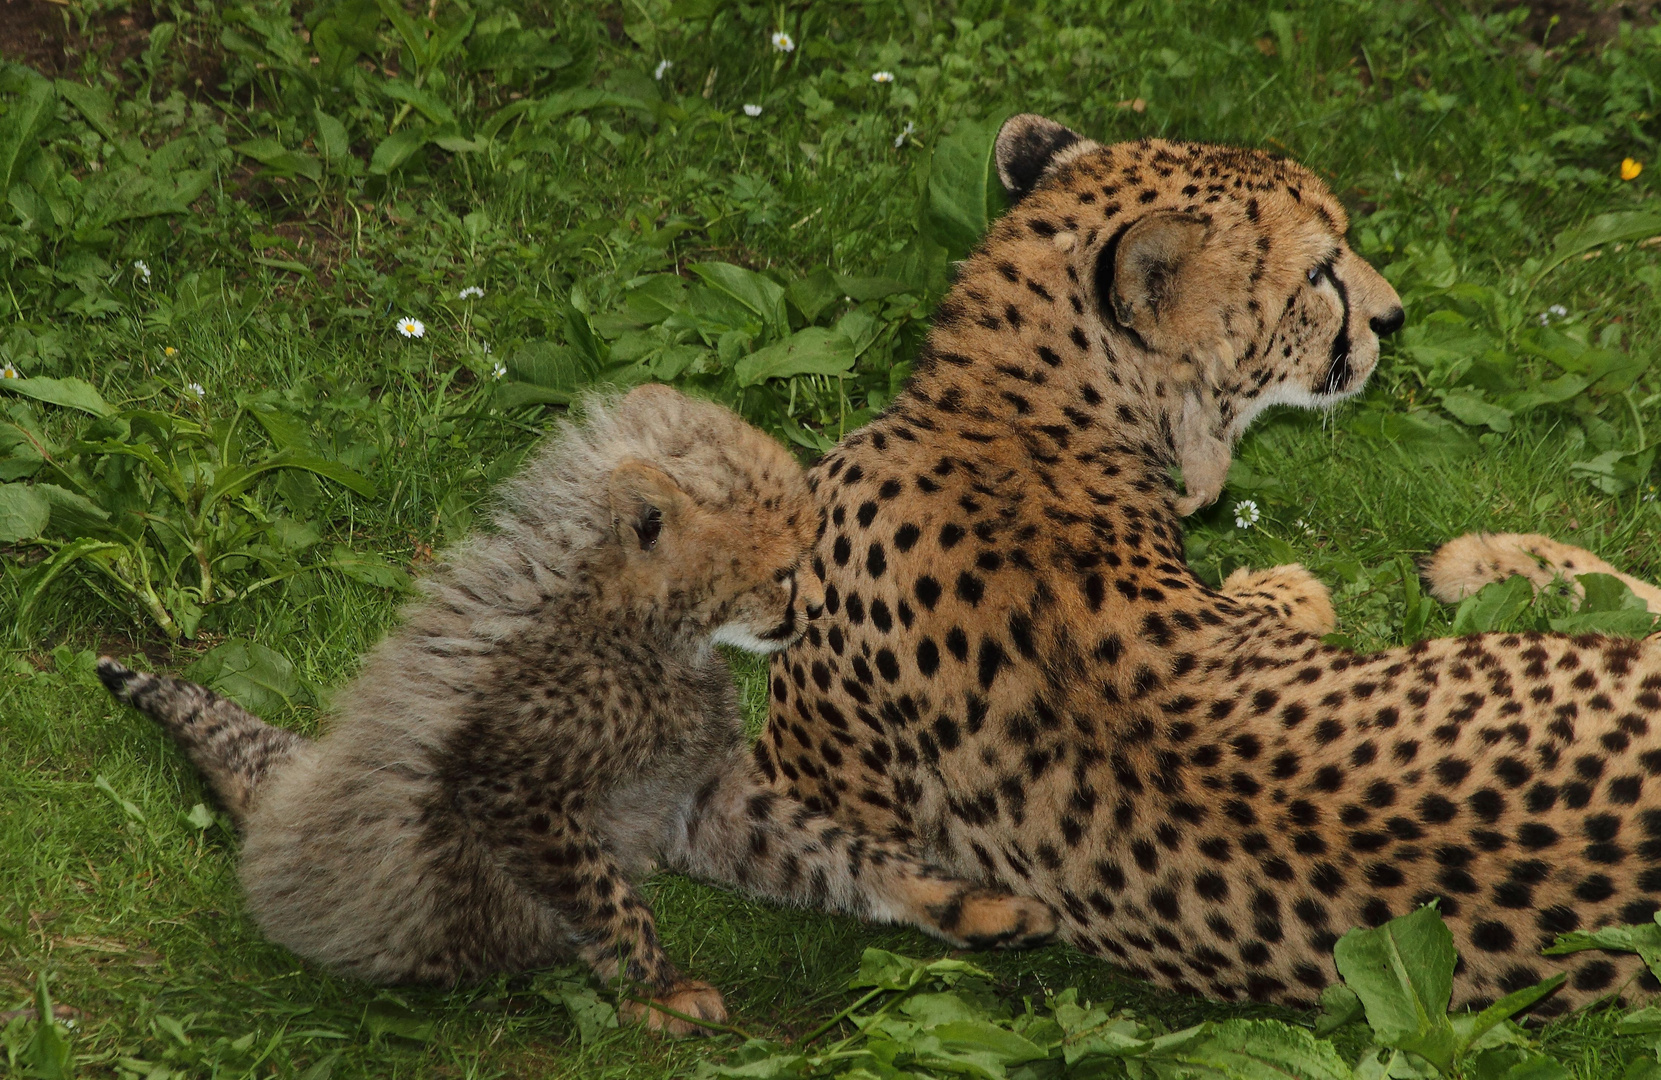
[798,987,885,1047]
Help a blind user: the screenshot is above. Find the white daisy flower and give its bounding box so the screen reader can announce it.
[1550,304,1568,317]
[481,341,492,354]
[491,361,507,380]
[654,59,672,80]
[771,30,794,52]
[0,363,20,379]
[459,286,485,300]
[894,120,915,149]
[187,382,206,398]
[1234,500,1260,530]
[396,317,426,339]
[743,103,763,117]
[133,260,151,283]
[872,71,894,83]
[1294,517,1315,536]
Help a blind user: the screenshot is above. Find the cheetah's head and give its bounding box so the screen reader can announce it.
[601,387,824,653]
[992,115,1405,513]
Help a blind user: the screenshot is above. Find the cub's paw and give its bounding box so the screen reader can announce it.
[621,979,728,1037]
[928,888,1056,950]
[1222,564,1337,635]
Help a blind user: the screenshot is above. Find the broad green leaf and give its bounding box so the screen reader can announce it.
[27,972,73,1080]
[361,997,434,1043]
[1545,918,1661,983]
[543,981,618,1045]
[1471,1046,1573,1080]
[185,803,217,831]
[382,80,458,126]
[0,74,55,196]
[14,537,133,637]
[735,327,857,387]
[836,275,912,303]
[208,450,376,508]
[1569,446,1656,496]
[1313,983,1365,1036]
[1173,1019,1356,1080]
[0,483,50,542]
[1346,408,1478,456]
[76,439,189,503]
[787,267,841,324]
[1549,573,1660,638]
[850,948,990,991]
[1451,575,1536,635]
[232,138,322,181]
[54,78,118,141]
[1616,1005,1661,1034]
[1454,974,1565,1053]
[690,263,789,337]
[187,639,306,714]
[925,117,1004,259]
[314,109,351,163]
[327,545,412,590]
[1333,905,1458,1071]
[0,376,113,416]
[1440,391,1513,432]
[34,483,112,537]
[369,128,429,175]
[1537,211,1661,283]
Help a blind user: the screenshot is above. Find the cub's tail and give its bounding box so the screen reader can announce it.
[97,658,309,826]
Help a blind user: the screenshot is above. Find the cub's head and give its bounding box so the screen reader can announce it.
[980,114,1404,512]
[599,385,823,652]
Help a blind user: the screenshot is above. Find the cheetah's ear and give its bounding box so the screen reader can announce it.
[607,459,687,552]
[1100,211,1211,346]
[995,114,1090,201]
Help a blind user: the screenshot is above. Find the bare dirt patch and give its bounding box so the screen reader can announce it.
[1491,0,1658,47]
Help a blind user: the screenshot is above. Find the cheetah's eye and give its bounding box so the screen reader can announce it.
[1306,266,1322,286]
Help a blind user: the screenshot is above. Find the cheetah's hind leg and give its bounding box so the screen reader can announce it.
[1220,563,1338,635]
[672,754,1056,950]
[1424,532,1661,617]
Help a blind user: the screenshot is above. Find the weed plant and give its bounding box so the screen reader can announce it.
[0,0,1658,1076]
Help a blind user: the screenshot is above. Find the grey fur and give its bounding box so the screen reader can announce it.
[100,385,1053,1023]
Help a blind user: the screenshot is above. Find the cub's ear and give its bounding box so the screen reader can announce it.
[1099,211,1211,342]
[995,114,1090,201]
[607,459,687,552]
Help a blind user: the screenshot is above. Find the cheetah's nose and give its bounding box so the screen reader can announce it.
[804,600,825,620]
[1370,307,1405,337]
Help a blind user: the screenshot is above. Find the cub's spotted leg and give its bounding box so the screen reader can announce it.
[671,754,1056,949]
[1220,563,1337,635]
[1425,532,1661,619]
[455,789,726,1036]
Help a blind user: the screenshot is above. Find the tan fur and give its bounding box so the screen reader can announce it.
[102,385,1052,1036]
[759,114,1661,1015]
[1427,533,1661,621]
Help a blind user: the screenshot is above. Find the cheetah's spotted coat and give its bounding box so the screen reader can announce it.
[759,114,1661,1013]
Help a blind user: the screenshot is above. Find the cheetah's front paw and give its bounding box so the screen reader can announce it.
[930,888,1057,949]
[622,978,728,1037]
[1222,564,1337,634]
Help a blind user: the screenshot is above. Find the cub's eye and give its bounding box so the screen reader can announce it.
[636,507,663,550]
[1306,266,1322,285]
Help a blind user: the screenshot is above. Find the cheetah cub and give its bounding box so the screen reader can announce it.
[99,385,1053,1035]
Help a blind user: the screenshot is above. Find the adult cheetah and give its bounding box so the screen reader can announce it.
[758,114,1661,1012]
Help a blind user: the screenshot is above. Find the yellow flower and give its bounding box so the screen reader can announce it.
[164,346,177,357]
[1622,158,1644,181]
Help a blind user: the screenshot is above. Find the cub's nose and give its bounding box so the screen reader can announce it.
[1370,307,1405,337]
[804,599,825,620]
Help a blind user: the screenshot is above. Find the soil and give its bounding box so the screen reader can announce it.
[0,0,158,78]
[1489,0,1658,47]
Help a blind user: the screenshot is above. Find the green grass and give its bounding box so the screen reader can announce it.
[1,0,1658,1076]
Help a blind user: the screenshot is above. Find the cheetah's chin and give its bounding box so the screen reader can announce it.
[709,623,799,654]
